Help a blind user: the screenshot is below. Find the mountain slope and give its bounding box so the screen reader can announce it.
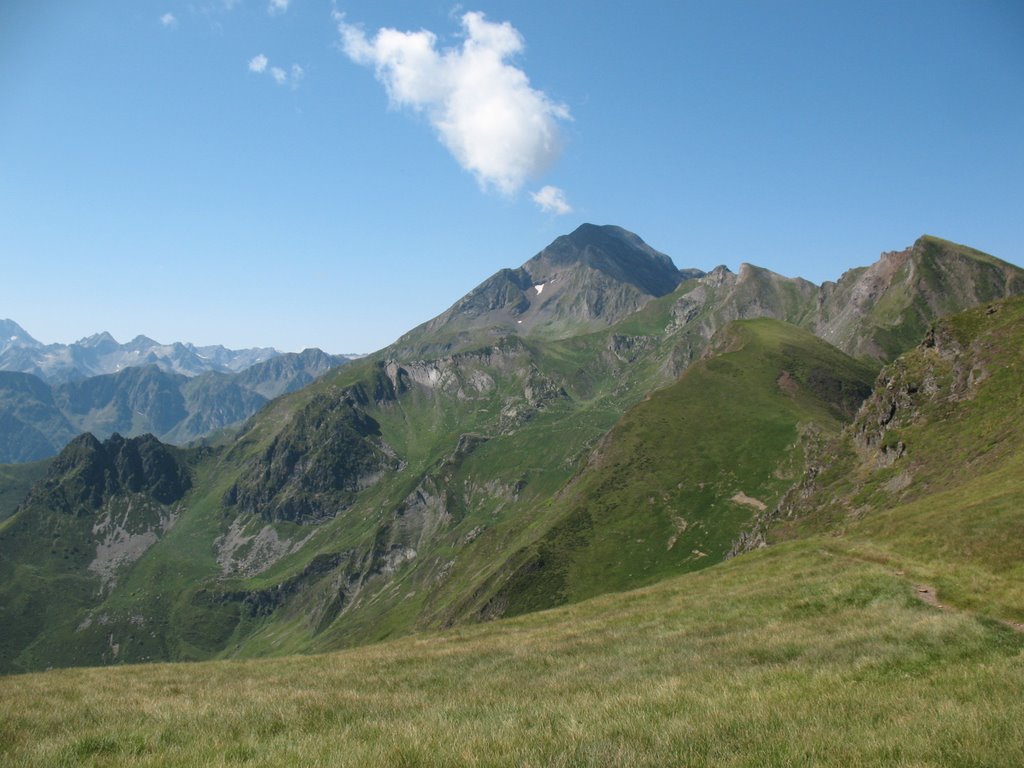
[3,535,1022,767]
[0,228,1021,673]
[451,320,875,620]
[393,224,693,354]
[0,372,78,462]
[815,235,1024,359]
[0,459,50,522]
[0,351,353,463]
[0,433,193,671]
[748,295,1024,623]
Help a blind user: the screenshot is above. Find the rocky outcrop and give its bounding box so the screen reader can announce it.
[815,236,1024,360]
[727,300,1009,558]
[223,388,401,524]
[24,432,191,514]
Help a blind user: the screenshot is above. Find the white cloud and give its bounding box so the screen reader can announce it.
[336,11,571,196]
[531,185,573,215]
[268,0,289,15]
[251,56,303,88]
[160,12,177,29]
[248,54,269,73]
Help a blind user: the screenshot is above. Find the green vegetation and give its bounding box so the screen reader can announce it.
[1,230,1022,677]
[460,319,875,619]
[766,297,1024,626]
[2,236,1024,764]
[1,540,1021,767]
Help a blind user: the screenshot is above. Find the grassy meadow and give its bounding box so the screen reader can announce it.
[2,538,1022,767]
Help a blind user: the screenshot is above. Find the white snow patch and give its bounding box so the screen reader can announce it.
[534,283,545,295]
[10,336,17,341]
[517,320,523,324]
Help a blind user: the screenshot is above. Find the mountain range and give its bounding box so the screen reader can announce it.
[0,338,357,464]
[0,322,283,384]
[0,223,1021,675]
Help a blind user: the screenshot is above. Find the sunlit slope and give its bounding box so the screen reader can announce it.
[1,539,1021,767]
[762,295,1024,624]
[451,319,875,620]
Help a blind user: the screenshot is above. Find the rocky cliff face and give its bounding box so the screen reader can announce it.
[25,432,192,513]
[814,235,1024,360]
[728,296,1023,556]
[223,388,402,524]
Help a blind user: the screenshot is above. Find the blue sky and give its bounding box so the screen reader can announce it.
[1,1,1022,353]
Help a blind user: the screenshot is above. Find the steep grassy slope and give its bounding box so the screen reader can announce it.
[759,295,1024,624]
[1,539,1021,767]
[451,320,875,620]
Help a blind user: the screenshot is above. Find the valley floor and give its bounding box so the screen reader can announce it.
[2,538,1022,767]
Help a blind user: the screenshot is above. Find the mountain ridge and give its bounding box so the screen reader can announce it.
[0,226,1021,673]
[0,322,362,385]
[0,349,355,464]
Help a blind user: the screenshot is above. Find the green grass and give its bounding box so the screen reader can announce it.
[1,539,1022,767]
[773,296,1024,626]
[463,319,875,619]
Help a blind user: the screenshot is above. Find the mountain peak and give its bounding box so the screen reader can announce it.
[126,334,159,349]
[26,432,191,513]
[527,224,680,298]
[78,331,119,349]
[0,319,42,352]
[397,225,685,351]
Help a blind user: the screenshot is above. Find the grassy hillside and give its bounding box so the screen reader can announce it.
[450,319,875,620]
[766,295,1024,625]
[1,538,1021,767]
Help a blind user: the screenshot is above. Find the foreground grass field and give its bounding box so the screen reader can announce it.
[2,538,1022,767]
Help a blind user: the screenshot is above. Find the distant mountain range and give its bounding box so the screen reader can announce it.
[0,321,285,384]
[0,324,358,463]
[1,223,1022,674]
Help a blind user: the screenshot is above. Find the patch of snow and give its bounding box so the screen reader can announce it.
[517,320,523,324]
[9,335,17,341]
[534,283,545,295]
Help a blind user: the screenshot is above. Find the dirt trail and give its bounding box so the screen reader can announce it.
[820,548,1024,634]
[910,581,1024,633]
